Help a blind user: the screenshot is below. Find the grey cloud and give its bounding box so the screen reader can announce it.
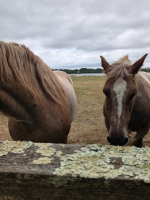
[0,0,150,68]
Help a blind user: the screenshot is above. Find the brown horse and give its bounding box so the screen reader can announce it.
[0,41,77,143]
[101,54,149,147]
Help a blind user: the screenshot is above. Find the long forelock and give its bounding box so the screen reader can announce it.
[105,55,133,80]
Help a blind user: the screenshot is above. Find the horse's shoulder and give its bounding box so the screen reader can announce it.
[54,71,73,85]
[138,71,150,82]
[139,71,150,77]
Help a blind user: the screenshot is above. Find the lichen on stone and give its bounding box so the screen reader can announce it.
[34,143,52,148]
[53,145,150,183]
[36,147,56,157]
[0,141,33,156]
[80,147,89,152]
[35,143,63,159]
[53,149,121,179]
[33,157,53,164]
[11,141,33,154]
[55,151,62,157]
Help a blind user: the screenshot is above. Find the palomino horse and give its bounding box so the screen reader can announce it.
[101,54,149,147]
[0,41,77,143]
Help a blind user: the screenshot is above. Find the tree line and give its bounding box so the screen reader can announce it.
[53,68,104,74]
[53,67,150,74]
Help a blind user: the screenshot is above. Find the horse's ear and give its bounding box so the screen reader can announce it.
[100,56,110,73]
[132,54,148,74]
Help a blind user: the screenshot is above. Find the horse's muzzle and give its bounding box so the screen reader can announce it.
[107,135,128,146]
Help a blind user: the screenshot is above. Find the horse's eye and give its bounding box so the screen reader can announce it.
[103,89,110,97]
[129,93,136,100]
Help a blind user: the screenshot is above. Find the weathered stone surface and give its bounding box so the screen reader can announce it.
[0,141,150,199]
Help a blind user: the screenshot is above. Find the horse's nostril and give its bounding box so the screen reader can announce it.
[124,137,128,145]
[107,136,111,143]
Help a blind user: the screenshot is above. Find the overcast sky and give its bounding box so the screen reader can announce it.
[1,0,150,69]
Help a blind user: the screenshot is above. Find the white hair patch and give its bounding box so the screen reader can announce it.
[113,78,127,127]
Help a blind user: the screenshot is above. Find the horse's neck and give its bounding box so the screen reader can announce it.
[130,72,150,130]
[138,72,150,86]
[133,71,150,108]
[0,86,38,127]
[135,72,150,95]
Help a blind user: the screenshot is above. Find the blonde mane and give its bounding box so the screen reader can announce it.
[0,41,66,104]
[105,55,133,79]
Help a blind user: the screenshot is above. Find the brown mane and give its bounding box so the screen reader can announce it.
[0,41,66,104]
[105,55,133,80]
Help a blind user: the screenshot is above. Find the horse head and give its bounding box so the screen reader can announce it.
[100,54,148,146]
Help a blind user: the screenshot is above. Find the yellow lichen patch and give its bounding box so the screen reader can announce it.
[80,147,89,152]
[0,141,33,156]
[55,151,62,157]
[0,141,13,157]
[35,143,63,158]
[11,141,33,153]
[34,143,52,147]
[54,150,121,179]
[53,145,150,183]
[89,144,102,150]
[33,157,53,164]
[36,146,56,157]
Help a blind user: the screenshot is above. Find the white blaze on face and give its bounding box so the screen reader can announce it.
[113,78,127,126]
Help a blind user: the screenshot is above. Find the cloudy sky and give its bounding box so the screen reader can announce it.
[1,0,150,69]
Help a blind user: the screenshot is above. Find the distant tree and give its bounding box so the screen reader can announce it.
[53,68,105,74]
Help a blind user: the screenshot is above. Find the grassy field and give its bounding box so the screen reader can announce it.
[68,75,108,145]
